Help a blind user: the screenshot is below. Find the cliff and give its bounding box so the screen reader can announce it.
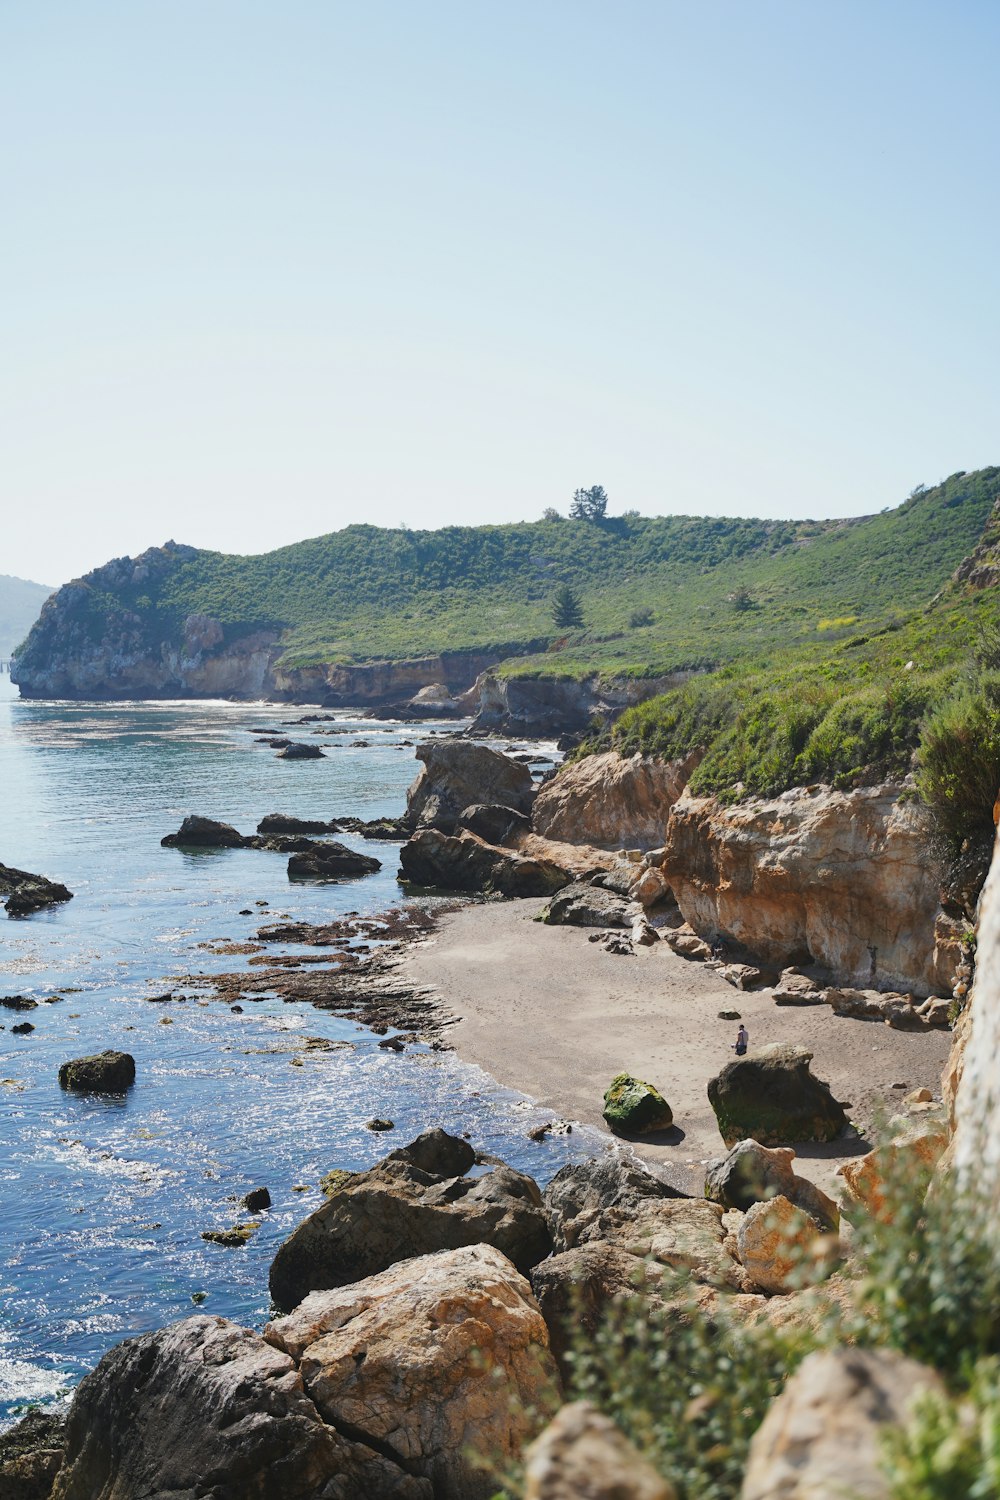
[0,572,52,658]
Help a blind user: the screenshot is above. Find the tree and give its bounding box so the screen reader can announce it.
[552,584,584,629]
[570,485,609,521]
[542,507,561,521]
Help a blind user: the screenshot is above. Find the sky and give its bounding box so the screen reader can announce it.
[2,1,998,588]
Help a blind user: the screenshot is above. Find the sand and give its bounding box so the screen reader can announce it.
[402,899,953,1194]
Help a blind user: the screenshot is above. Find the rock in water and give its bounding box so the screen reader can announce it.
[707,1044,848,1148]
[602,1074,673,1136]
[160,815,248,848]
[277,742,326,759]
[541,882,633,928]
[58,1051,136,1094]
[266,1244,560,1500]
[241,1186,272,1213]
[287,843,381,881]
[524,1400,676,1500]
[257,813,339,835]
[399,828,569,896]
[268,1129,552,1312]
[406,741,535,834]
[0,861,73,917]
[0,1409,65,1500]
[51,1313,427,1500]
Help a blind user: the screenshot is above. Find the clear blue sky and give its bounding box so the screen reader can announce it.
[3,1,998,586]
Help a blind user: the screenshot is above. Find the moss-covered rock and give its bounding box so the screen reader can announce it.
[707,1044,848,1148]
[602,1073,673,1136]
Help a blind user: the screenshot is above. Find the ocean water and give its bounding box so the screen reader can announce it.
[0,679,605,1426]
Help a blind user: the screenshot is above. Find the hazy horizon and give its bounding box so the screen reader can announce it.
[4,1,998,587]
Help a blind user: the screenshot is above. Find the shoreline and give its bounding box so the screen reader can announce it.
[397,897,954,1196]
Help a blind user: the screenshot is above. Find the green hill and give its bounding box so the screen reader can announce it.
[0,574,53,658]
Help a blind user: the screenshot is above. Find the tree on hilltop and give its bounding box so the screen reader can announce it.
[570,485,609,521]
[552,584,584,629]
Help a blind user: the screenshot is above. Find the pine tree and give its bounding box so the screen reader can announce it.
[569,485,609,521]
[552,584,584,629]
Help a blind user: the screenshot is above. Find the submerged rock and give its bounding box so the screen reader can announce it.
[602,1074,673,1136]
[287,843,381,881]
[0,861,73,917]
[268,1129,552,1312]
[399,828,570,896]
[58,1051,136,1094]
[406,740,535,834]
[707,1044,848,1148]
[277,742,326,760]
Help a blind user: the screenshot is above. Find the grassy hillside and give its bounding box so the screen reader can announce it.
[0,574,52,657]
[17,468,998,678]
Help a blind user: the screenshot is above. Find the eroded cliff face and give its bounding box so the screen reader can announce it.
[950,827,1000,1204]
[661,784,960,997]
[532,749,701,850]
[471,668,696,735]
[273,650,506,707]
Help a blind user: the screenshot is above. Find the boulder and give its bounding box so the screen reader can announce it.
[630,866,672,909]
[708,1044,848,1148]
[266,1244,559,1500]
[735,1196,837,1295]
[602,1074,673,1136]
[160,815,248,848]
[838,1108,950,1220]
[771,969,826,1006]
[406,741,535,834]
[277,742,326,759]
[0,1410,65,1500]
[0,861,74,917]
[741,1347,943,1499]
[287,843,382,881]
[524,1400,675,1500]
[542,882,633,928]
[826,986,951,1030]
[50,1314,426,1500]
[241,1186,272,1213]
[58,1051,136,1094]
[662,786,960,998]
[544,1155,684,1251]
[531,750,700,851]
[399,828,570,896]
[257,814,339,835]
[269,1129,552,1312]
[705,1140,839,1231]
[457,803,532,845]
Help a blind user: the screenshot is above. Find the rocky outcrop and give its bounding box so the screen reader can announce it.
[269,1129,552,1312]
[952,826,1000,1207]
[405,740,535,834]
[0,1410,65,1500]
[541,882,634,928]
[735,1197,836,1295]
[532,750,700,850]
[705,1139,839,1231]
[0,862,73,917]
[257,813,340,835]
[707,1045,848,1148]
[265,1244,560,1500]
[543,1155,684,1252]
[160,815,247,848]
[523,1401,675,1500]
[740,1347,943,1500]
[58,1051,136,1094]
[662,784,958,997]
[471,668,696,736]
[287,843,382,880]
[277,741,325,760]
[274,648,522,708]
[399,828,570,896]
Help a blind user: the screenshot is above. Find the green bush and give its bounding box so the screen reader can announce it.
[882,1361,1000,1499]
[915,672,1000,851]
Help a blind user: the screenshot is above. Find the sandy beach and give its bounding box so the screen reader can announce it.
[403,899,954,1195]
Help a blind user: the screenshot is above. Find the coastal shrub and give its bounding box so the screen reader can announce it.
[915,671,1000,852]
[881,1360,1000,1499]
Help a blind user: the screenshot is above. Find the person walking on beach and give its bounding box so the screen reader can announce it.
[733,1023,749,1056]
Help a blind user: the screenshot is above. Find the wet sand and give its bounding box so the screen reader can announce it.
[403,898,953,1194]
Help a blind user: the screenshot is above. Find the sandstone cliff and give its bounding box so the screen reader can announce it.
[950,826,1000,1205]
[532,749,701,850]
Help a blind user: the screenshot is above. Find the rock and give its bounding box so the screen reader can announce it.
[907,1086,933,1104]
[663,786,960,998]
[58,1050,136,1094]
[366,1118,394,1131]
[409,681,455,708]
[201,1221,260,1247]
[825,986,950,1030]
[457,802,532,845]
[257,813,339,835]
[544,1155,683,1251]
[542,882,632,928]
[277,741,326,759]
[160,814,248,848]
[741,1346,944,1500]
[630,866,672,909]
[337,814,411,840]
[0,995,39,1010]
[269,1129,552,1311]
[0,861,74,917]
[707,1044,848,1148]
[838,1108,950,1220]
[287,843,381,881]
[531,749,700,851]
[266,1244,558,1500]
[720,963,763,990]
[771,969,826,1006]
[718,1008,742,1020]
[952,826,1000,1205]
[0,1410,65,1500]
[602,1074,673,1136]
[524,1400,675,1500]
[399,828,570,896]
[406,741,535,834]
[705,1139,839,1231]
[664,928,713,960]
[241,1186,271,1213]
[735,1196,837,1294]
[51,1313,427,1500]
[630,917,659,946]
[11,1021,34,1034]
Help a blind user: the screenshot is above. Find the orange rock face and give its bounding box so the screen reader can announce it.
[532,750,700,851]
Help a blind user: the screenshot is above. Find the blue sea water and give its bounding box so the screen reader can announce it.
[0,679,605,1426]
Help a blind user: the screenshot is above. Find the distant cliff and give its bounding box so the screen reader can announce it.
[0,573,52,658]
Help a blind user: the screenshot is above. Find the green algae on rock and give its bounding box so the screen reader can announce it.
[602,1073,674,1136]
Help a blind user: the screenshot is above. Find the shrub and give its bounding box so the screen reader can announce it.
[629,607,655,629]
[915,672,1000,851]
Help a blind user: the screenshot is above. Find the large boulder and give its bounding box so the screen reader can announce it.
[602,1074,673,1136]
[532,750,699,851]
[544,1155,684,1251]
[50,1314,426,1500]
[160,815,248,848]
[705,1139,839,1231]
[735,1196,836,1295]
[0,1411,65,1500]
[524,1400,675,1500]
[740,1347,943,1499]
[707,1044,848,1148]
[287,843,382,881]
[406,741,535,834]
[541,882,633,928]
[838,1108,950,1221]
[457,803,532,846]
[257,813,339,835]
[662,785,960,997]
[399,828,570,896]
[277,742,326,759]
[266,1244,560,1500]
[58,1051,136,1094]
[0,861,73,917]
[269,1129,552,1312]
